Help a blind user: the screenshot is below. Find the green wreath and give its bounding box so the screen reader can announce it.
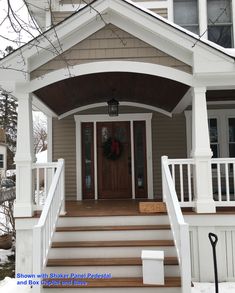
[103,137,122,160]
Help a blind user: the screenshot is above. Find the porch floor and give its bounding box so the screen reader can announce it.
[62,200,235,217]
[63,199,162,217]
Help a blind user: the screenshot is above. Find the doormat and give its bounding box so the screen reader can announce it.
[139,202,166,213]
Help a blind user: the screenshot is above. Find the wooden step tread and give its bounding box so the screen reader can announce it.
[43,277,181,288]
[47,257,178,267]
[56,224,170,232]
[51,240,174,248]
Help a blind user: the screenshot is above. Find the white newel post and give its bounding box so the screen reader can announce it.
[14,92,34,217]
[191,87,216,213]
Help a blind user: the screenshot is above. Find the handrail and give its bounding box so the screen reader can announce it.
[161,156,191,293]
[32,159,65,293]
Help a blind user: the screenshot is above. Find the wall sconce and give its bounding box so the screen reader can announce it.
[107,98,119,116]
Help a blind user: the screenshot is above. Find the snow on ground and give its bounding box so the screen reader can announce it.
[0,277,31,293]
[1,278,235,292]
[192,282,235,292]
[0,248,13,264]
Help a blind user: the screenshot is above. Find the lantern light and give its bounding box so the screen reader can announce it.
[107,98,119,116]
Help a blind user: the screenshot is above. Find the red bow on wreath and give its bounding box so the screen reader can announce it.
[111,139,120,156]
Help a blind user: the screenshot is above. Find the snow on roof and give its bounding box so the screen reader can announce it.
[36,150,47,163]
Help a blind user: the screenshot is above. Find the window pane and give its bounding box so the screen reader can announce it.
[0,154,3,160]
[182,26,199,34]
[84,127,93,191]
[229,118,235,142]
[229,144,235,157]
[209,118,218,143]
[82,123,94,198]
[208,25,232,47]
[207,0,231,24]
[211,144,219,158]
[0,162,3,168]
[134,121,147,198]
[174,0,198,25]
[209,119,219,159]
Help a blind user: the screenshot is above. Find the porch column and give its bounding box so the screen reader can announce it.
[191,87,216,213]
[14,92,34,217]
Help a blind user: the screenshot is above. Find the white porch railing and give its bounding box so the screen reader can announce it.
[167,157,235,208]
[32,159,65,293]
[161,156,191,293]
[168,158,195,207]
[32,162,58,209]
[211,158,235,206]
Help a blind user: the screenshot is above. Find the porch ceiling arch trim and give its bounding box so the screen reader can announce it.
[59,101,172,120]
[28,61,194,93]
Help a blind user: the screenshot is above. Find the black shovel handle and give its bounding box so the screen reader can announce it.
[209,233,218,248]
[208,233,219,293]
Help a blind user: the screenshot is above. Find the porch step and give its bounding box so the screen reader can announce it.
[57,215,169,227]
[45,257,180,277]
[43,277,181,288]
[46,213,181,292]
[51,240,174,248]
[53,225,172,241]
[56,224,171,231]
[47,256,178,266]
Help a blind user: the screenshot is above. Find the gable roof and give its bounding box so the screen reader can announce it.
[1,0,234,66]
[0,0,234,97]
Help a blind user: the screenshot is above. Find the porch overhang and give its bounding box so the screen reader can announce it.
[34,72,190,116]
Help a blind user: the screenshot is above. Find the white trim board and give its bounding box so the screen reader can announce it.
[59,101,172,120]
[74,113,153,200]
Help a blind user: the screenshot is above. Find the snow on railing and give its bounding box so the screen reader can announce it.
[32,159,65,293]
[161,156,191,293]
[211,158,235,206]
[32,162,58,209]
[168,158,195,207]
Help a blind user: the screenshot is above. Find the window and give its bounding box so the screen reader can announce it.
[174,0,199,34]
[0,154,4,168]
[209,118,219,158]
[185,110,235,159]
[207,0,233,48]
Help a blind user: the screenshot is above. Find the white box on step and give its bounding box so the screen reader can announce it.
[141,250,165,285]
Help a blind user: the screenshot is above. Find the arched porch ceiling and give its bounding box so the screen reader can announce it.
[34,72,189,116]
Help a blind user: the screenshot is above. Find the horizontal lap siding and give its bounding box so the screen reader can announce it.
[52,107,187,200]
[31,24,192,79]
[152,113,187,198]
[150,8,168,18]
[52,116,77,200]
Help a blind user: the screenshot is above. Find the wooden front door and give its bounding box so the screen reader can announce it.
[97,121,132,199]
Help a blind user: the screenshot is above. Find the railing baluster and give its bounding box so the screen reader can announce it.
[44,167,47,198]
[217,164,222,202]
[172,164,175,185]
[36,168,40,206]
[187,164,192,203]
[179,164,184,203]
[225,163,230,201]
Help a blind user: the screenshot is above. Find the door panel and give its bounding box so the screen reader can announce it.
[97,122,132,199]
